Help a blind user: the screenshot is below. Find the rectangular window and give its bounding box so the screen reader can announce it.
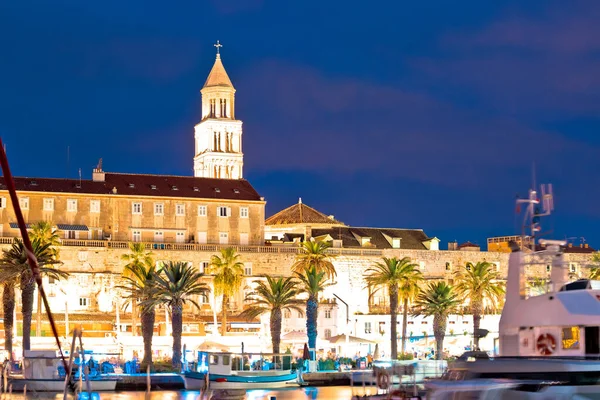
[562,326,580,350]
[154,203,164,216]
[419,261,425,270]
[67,199,77,212]
[176,203,185,216]
[244,263,252,276]
[132,230,142,242]
[365,322,372,334]
[20,197,29,210]
[0,197,6,208]
[43,198,54,211]
[240,207,249,218]
[445,262,452,271]
[154,231,164,242]
[79,298,88,307]
[176,232,185,243]
[324,309,331,319]
[219,232,229,244]
[199,261,209,274]
[240,233,249,246]
[132,202,142,215]
[197,231,207,244]
[218,206,231,217]
[90,200,100,213]
[198,205,207,217]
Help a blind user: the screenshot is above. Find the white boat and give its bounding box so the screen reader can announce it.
[183,351,299,390]
[426,185,600,399]
[8,349,119,392]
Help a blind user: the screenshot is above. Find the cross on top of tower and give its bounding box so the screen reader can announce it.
[214,40,223,55]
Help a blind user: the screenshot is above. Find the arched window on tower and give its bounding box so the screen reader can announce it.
[210,99,216,118]
[213,133,218,151]
[223,99,227,117]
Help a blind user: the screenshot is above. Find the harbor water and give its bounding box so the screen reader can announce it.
[0,386,379,400]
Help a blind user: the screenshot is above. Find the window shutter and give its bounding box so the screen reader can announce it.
[0,197,5,208]
[227,207,232,217]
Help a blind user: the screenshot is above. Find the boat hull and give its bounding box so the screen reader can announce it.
[8,377,118,392]
[183,370,299,390]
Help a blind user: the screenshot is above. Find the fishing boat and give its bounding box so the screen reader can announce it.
[425,184,600,399]
[8,350,119,392]
[183,351,299,390]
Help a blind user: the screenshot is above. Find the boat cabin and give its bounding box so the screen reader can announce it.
[500,242,600,357]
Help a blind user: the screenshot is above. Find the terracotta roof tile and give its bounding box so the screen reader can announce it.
[311,227,429,250]
[265,201,344,226]
[0,173,262,201]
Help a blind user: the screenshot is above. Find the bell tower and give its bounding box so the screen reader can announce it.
[193,41,244,179]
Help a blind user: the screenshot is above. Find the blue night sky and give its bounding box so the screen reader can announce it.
[1,1,599,249]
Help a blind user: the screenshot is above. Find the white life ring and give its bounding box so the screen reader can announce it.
[536,333,557,355]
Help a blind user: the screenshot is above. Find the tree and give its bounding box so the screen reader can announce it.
[294,266,331,361]
[2,279,16,361]
[454,261,505,349]
[412,282,461,360]
[208,248,245,336]
[142,261,209,369]
[0,239,66,351]
[240,276,304,354]
[121,243,154,337]
[364,257,422,359]
[118,259,159,366]
[589,252,600,280]
[30,221,60,252]
[292,240,336,361]
[291,240,336,279]
[528,277,549,296]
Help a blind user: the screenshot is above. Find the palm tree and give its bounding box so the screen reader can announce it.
[412,282,461,360]
[291,240,336,279]
[364,257,422,359]
[454,262,505,349]
[589,252,600,279]
[142,261,209,369]
[29,221,61,337]
[240,276,304,354]
[208,247,245,336]
[528,277,549,296]
[121,243,154,337]
[118,260,159,366]
[0,239,66,351]
[2,280,16,361]
[294,266,331,361]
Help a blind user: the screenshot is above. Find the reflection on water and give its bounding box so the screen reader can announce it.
[0,386,379,400]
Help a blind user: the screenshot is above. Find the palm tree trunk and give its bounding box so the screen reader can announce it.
[141,308,156,367]
[171,304,183,370]
[21,277,36,352]
[306,295,318,361]
[270,308,282,354]
[433,314,446,360]
[389,284,399,359]
[221,294,229,336]
[131,285,137,336]
[472,301,482,349]
[3,283,15,361]
[401,298,409,356]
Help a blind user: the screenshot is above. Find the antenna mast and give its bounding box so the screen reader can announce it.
[516,183,554,251]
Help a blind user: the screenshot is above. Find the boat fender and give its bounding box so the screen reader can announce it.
[215,378,228,382]
[376,370,390,389]
[536,333,557,355]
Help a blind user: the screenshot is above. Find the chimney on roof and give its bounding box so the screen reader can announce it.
[328,215,335,220]
[92,159,105,182]
[585,244,589,248]
[299,197,302,204]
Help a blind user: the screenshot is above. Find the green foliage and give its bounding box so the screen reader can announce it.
[291,240,337,279]
[412,281,461,319]
[240,276,304,320]
[397,353,414,360]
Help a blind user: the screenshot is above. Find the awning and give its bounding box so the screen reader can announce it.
[9,223,31,229]
[56,224,89,231]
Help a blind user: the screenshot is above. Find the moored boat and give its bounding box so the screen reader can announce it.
[183,350,299,390]
[426,184,600,399]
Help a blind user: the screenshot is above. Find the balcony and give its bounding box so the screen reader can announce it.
[0,236,385,256]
